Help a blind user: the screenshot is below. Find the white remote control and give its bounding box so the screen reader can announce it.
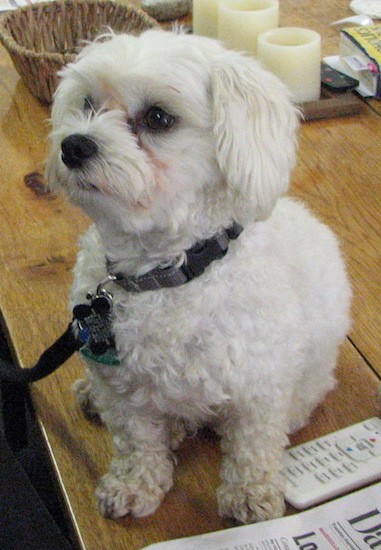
[282,417,381,509]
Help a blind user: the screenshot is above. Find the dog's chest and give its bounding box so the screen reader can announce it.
[71,237,234,418]
[103,293,230,418]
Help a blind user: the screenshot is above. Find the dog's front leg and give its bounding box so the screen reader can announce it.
[96,411,174,519]
[216,404,288,524]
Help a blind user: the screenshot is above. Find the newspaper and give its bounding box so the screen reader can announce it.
[144,482,381,549]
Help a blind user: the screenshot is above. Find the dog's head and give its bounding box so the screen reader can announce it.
[47,29,299,238]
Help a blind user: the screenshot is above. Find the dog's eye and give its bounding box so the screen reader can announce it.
[144,107,176,131]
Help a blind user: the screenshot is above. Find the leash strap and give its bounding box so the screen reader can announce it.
[0,323,81,384]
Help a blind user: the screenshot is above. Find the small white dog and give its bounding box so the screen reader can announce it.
[47,29,351,524]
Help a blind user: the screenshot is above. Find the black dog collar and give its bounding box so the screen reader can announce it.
[107,221,243,293]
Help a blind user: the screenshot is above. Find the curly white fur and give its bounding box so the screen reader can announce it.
[47,29,351,523]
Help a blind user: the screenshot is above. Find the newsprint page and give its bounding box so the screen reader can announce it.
[144,482,381,550]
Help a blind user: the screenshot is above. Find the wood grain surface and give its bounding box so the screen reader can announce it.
[0,1,380,549]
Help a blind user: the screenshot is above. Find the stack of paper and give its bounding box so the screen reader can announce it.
[143,482,381,549]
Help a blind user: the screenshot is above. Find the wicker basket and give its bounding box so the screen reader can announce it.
[0,0,159,104]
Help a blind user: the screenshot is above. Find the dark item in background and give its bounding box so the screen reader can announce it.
[321,62,359,92]
[301,87,364,121]
[141,0,192,21]
[0,330,77,549]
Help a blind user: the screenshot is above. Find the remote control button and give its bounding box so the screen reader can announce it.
[315,472,331,484]
[287,465,304,477]
[342,461,358,473]
[368,438,381,456]
[329,450,345,461]
[296,449,307,459]
[316,440,332,450]
[301,446,313,456]
[336,436,373,461]
[289,449,306,460]
[316,456,331,466]
[329,467,344,478]
[363,420,381,433]
[288,450,298,460]
[302,460,318,472]
[281,471,297,487]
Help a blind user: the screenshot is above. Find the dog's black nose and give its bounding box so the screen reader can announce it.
[61,134,98,169]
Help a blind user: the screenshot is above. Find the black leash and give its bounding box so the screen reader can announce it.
[0,269,129,385]
[0,280,119,384]
[0,323,81,384]
[0,222,244,385]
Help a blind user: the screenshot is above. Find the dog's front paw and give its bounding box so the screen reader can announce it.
[217,481,285,524]
[96,473,168,519]
[72,378,101,423]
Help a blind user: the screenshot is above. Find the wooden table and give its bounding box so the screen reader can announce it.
[0,1,380,548]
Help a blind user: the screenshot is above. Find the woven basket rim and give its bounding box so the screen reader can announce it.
[0,0,159,63]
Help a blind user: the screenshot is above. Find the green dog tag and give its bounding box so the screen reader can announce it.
[80,345,121,366]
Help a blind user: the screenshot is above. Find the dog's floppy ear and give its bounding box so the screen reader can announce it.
[211,50,300,224]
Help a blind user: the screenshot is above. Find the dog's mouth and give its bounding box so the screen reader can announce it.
[76,178,99,193]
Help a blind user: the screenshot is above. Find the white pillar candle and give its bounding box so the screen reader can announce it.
[218,0,279,56]
[193,0,219,38]
[257,27,321,103]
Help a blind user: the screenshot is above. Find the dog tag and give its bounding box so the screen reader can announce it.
[73,284,121,366]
